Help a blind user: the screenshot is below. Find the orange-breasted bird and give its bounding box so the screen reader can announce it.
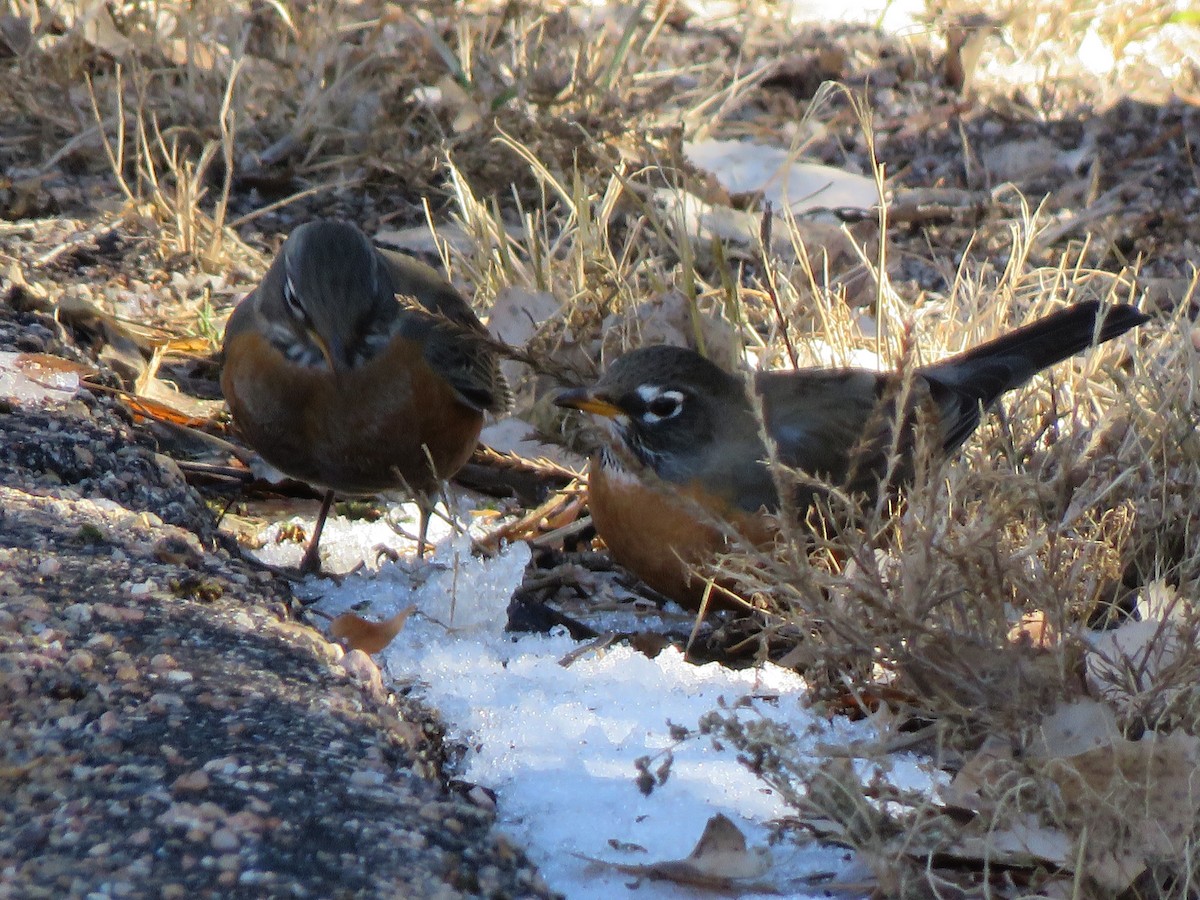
[555,301,1147,610]
[221,220,510,573]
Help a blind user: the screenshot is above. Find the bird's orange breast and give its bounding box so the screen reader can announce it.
[221,329,482,495]
[587,458,777,611]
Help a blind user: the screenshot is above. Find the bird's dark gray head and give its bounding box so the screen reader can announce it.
[262,220,399,371]
[555,345,750,477]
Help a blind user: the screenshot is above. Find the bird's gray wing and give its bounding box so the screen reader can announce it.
[756,368,928,499]
[378,248,513,415]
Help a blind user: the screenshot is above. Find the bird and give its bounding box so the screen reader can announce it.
[221,219,511,573]
[555,301,1148,610]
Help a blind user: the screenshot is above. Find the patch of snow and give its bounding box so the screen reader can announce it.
[250,497,499,576]
[247,517,943,898]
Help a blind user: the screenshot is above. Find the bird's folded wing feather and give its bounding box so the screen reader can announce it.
[379,248,512,415]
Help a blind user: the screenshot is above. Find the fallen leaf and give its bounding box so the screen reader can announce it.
[433,74,484,133]
[685,139,879,217]
[76,3,135,57]
[679,812,770,881]
[578,813,771,890]
[488,287,562,347]
[330,606,416,655]
[982,137,1070,183]
[599,288,742,371]
[942,813,1073,868]
[938,735,1015,813]
[0,14,34,55]
[1027,698,1121,759]
[376,222,525,257]
[1038,729,1200,892]
[119,393,216,429]
[934,700,1200,893]
[651,186,853,263]
[0,351,91,404]
[160,38,228,72]
[13,352,96,383]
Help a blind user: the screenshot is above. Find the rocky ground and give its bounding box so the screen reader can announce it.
[0,303,553,898]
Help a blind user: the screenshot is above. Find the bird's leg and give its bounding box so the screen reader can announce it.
[415,496,433,558]
[299,489,335,574]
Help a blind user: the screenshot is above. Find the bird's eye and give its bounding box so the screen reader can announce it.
[641,390,685,422]
[633,385,686,423]
[282,274,306,321]
[648,395,680,417]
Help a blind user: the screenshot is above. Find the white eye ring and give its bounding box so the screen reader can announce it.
[282,274,305,319]
[636,386,684,424]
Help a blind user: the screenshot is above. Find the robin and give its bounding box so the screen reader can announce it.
[221,220,511,573]
[555,301,1148,610]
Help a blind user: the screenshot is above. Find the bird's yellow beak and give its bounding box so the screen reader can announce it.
[554,387,623,418]
[307,328,344,373]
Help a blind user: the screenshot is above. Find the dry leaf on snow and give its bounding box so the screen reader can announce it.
[939,733,1076,870]
[941,812,1074,869]
[1027,697,1122,758]
[578,812,771,891]
[0,352,94,404]
[330,606,416,655]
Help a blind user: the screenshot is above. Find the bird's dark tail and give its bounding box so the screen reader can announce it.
[924,300,1148,406]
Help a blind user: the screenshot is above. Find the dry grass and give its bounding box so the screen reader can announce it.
[4,0,1200,895]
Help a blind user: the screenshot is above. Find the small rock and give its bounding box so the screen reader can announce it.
[153,535,203,567]
[467,785,496,811]
[84,633,115,650]
[172,770,211,794]
[349,769,386,788]
[341,649,383,696]
[63,603,91,623]
[226,810,266,833]
[197,801,225,820]
[210,828,240,852]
